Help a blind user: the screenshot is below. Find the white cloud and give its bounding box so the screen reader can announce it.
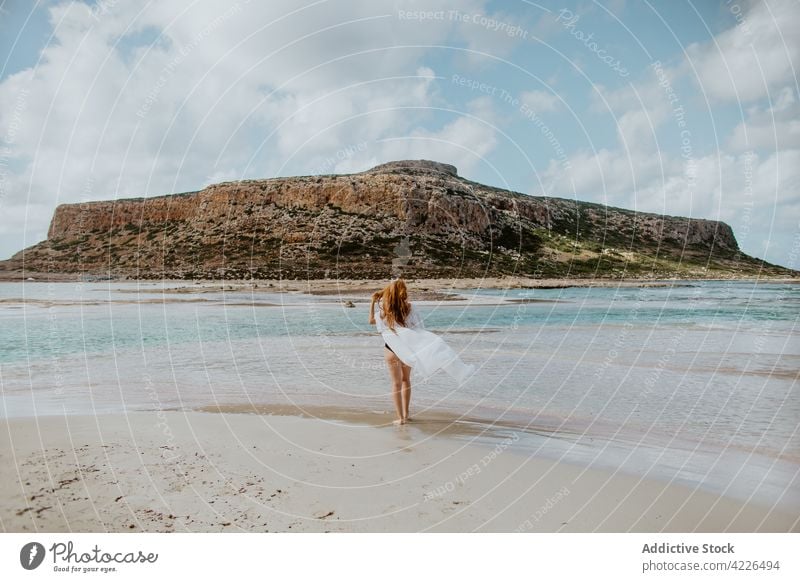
[593,61,682,147]
[457,11,532,66]
[543,140,800,267]
[0,0,494,258]
[728,86,800,151]
[520,89,560,113]
[332,95,500,177]
[685,0,800,103]
[1,0,796,270]
[542,145,677,210]
[539,1,800,268]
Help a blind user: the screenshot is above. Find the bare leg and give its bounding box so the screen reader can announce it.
[385,348,405,424]
[401,363,412,421]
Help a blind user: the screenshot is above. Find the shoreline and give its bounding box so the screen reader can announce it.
[0,276,796,305]
[1,410,796,533]
[1,273,797,287]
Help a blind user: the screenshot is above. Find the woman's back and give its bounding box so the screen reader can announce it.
[374,299,423,332]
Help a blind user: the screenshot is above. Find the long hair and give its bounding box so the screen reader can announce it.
[368,279,411,331]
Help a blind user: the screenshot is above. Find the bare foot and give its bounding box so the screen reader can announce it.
[392,418,407,426]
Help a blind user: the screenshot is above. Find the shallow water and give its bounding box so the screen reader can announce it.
[1,279,798,508]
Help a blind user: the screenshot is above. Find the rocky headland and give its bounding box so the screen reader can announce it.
[0,159,794,280]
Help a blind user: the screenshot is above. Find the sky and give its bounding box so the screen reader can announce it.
[0,0,797,268]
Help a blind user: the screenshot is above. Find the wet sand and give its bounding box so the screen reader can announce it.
[1,410,795,533]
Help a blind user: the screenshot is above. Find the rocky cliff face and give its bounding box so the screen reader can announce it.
[2,159,791,279]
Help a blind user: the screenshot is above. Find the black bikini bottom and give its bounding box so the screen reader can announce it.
[384,342,395,354]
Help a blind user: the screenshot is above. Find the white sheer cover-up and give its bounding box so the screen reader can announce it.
[374,300,476,384]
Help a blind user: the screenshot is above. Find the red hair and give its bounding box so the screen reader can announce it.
[369,279,411,331]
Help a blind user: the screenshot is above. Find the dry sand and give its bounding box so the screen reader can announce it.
[1,410,795,533]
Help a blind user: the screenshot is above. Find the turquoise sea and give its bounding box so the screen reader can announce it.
[1,280,798,509]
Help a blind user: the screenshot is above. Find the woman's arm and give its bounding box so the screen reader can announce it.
[368,291,380,325]
[372,300,386,332]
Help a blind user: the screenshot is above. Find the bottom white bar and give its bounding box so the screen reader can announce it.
[1,533,797,581]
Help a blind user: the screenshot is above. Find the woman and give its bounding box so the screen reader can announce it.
[369,278,475,425]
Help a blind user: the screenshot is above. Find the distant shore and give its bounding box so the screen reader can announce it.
[1,272,797,289]
[2,410,795,533]
[1,274,796,306]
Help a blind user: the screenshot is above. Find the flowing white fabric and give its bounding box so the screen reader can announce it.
[374,300,476,384]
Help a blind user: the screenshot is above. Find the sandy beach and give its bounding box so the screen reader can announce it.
[2,278,797,533]
[1,409,795,533]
